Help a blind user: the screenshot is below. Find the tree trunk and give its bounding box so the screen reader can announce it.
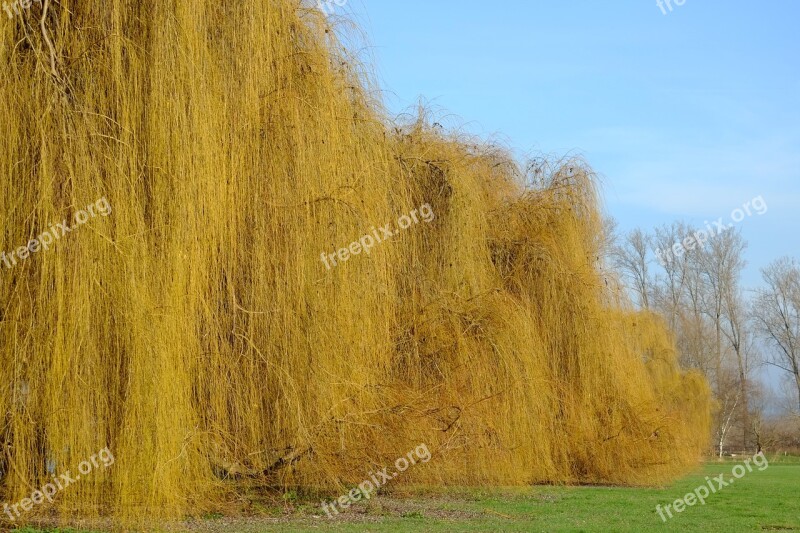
[796,370,800,412]
[739,366,748,451]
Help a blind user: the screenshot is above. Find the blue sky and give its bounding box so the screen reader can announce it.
[329,0,800,289]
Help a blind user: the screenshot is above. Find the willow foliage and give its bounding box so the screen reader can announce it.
[0,0,710,527]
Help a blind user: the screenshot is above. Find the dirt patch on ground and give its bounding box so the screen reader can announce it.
[178,495,488,532]
[8,490,550,532]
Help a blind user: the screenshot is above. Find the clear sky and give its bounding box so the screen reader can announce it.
[327,0,800,289]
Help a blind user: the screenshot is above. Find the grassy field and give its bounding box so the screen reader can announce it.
[11,457,800,532]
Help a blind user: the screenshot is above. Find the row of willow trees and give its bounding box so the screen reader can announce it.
[609,221,800,455]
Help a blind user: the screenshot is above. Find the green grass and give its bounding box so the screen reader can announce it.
[10,458,800,532]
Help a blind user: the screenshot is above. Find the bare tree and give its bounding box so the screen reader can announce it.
[753,257,800,413]
[715,368,741,458]
[749,381,770,454]
[698,230,750,449]
[652,223,692,332]
[611,228,652,309]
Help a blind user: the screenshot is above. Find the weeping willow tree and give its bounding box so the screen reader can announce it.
[0,0,710,527]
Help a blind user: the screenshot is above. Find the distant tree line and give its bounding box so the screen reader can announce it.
[609,221,800,455]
